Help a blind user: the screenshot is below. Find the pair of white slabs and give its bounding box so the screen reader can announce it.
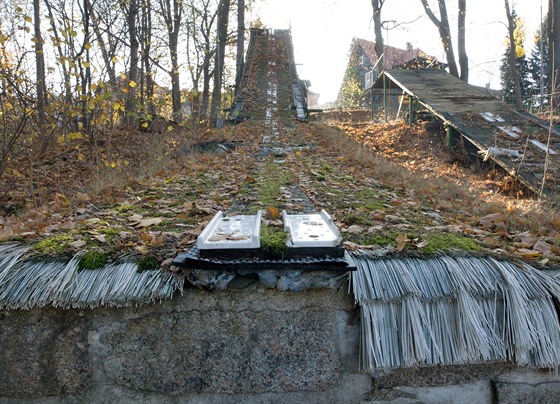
[197,210,342,250]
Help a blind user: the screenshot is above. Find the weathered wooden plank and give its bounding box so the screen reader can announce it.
[380,69,559,195]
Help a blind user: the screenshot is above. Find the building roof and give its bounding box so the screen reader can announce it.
[353,38,438,70]
[373,69,504,113]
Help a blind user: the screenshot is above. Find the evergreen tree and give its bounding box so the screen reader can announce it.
[337,76,363,108]
[337,39,365,107]
[500,15,531,107]
[528,16,550,108]
[500,50,531,106]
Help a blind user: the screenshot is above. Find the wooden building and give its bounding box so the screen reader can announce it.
[337,38,441,108]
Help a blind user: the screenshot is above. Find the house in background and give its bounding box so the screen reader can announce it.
[337,38,442,108]
[307,90,320,109]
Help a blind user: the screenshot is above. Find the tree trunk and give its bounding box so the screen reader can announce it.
[191,84,200,122]
[140,0,155,116]
[371,0,385,75]
[210,0,230,125]
[420,0,460,78]
[81,0,93,141]
[505,0,523,109]
[170,38,182,121]
[159,0,183,122]
[201,66,211,119]
[457,0,469,82]
[44,0,75,131]
[235,0,245,90]
[201,29,213,120]
[85,0,116,88]
[34,0,48,149]
[187,0,218,120]
[550,0,560,108]
[125,0,140,125]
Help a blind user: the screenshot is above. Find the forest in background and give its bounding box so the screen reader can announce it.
[0,0,249,193]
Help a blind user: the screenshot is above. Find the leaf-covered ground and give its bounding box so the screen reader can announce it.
[1,114,560,270]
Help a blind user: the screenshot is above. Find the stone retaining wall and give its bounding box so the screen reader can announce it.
[1,286,559,403]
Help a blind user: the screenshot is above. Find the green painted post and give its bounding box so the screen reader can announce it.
[383,74,387,122]
[371,88,374,120]
[446,125,453,153]
[408,96,414,126]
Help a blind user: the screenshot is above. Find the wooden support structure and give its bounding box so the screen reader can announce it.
[445,125,453,153]
[383,74,387,123]
[372,69,560,196]
[408,95,414,126]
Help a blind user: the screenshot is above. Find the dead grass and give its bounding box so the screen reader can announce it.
[1,114,559,265]
[312,120,560,237]
[0,123,199,213]
[89,129,175,197]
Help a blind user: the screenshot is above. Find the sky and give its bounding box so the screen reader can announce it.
[252,0,545,104]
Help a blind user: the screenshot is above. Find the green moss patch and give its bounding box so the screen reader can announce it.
[260,225,288,259]
[422,232,482,253]
[348,230,482,255]
[339,211,372,226]
[33,235,74,255]
[79,251,107,270]
[137,256,160,272]
[254,161,295,206]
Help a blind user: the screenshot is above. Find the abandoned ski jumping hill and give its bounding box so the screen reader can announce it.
[2,28,560,403]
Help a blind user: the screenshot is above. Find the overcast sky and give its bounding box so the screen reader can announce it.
[252,0,544,103]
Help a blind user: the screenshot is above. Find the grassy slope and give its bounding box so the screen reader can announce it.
[0,117,559,269]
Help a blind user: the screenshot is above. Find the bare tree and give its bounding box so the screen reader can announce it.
[185,0,219,121]
[76,0,94,139]
[33,0,48,148]
[420,0,465,79]
[199,2,218,120]
[140,0,155,117]
[123,0,140,125]
[371,0,385,74]
[457,0,468,81]
[157,0,183,121]
[0,26,34,180]
[549,0,560,107]
[44,0,74,128]
[235,0,245,87]
[210,0,230,125]
[504,0,523,109]
[85,0,118,88]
